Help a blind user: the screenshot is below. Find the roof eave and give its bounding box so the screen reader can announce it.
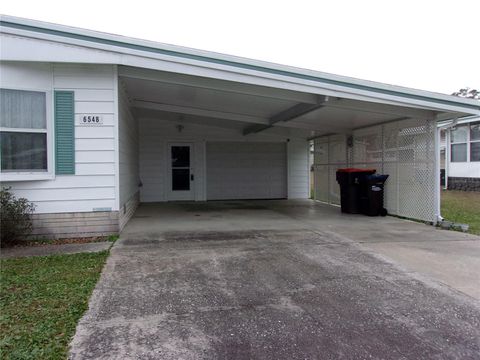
[1,14,479,116]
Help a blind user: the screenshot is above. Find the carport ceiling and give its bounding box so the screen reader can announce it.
[119,66,437,139]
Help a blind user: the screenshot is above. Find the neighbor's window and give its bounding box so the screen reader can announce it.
[471,122,480,162]
[450,125,467,162]
[0,89,48,171]
[450,122,480,163]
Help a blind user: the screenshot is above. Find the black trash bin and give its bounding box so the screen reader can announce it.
[360,174,389,216]
[336,168,376,214]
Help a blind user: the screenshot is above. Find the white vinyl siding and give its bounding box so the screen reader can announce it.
[206,142,287,200]
[449,162,480,178]
[0,62,118,213]
[118,83,140,229]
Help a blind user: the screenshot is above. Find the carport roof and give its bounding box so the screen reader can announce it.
[2,15,479,138]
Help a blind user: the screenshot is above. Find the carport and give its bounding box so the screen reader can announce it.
[2,16,479,237]
[117,60,480,227]
[6,18,478,358]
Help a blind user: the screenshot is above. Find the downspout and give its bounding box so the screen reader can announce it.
[435,118,458,223]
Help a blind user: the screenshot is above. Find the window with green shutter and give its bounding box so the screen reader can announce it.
[54,91,75,174]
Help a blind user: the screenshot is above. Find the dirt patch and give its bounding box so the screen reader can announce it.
[4,235,116,249]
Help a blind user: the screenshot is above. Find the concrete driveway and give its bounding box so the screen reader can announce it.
[70,200,480,359]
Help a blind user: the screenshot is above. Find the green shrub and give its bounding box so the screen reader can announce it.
[0,187,36,247]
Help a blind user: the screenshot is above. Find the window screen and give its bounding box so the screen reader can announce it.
[0,89,48,171]
[451,143,467,162]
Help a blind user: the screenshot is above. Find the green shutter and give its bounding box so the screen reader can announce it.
[54,91,75,174]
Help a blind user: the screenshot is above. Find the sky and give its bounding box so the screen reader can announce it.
[1,0,479,95]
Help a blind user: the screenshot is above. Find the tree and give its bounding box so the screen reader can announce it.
[451,87,479,99]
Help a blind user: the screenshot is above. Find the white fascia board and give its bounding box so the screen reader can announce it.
[1,15,479,116]
[437,115,480,127]
[0,31,121,64]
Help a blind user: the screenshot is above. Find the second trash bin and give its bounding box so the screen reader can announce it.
[360,174,389,216]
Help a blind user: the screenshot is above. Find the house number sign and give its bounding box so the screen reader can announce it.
[79,115,103,125]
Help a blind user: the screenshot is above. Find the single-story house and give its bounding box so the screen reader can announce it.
[439,116,480,191]
[1,16,479,238]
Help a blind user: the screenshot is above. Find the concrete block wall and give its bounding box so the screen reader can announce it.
[447,177,480,192]
[29,211,119,239]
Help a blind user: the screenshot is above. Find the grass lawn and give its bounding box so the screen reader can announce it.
[0,251,109,360]
[441,190,480,235]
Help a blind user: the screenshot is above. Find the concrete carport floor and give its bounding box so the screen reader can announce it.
[69,200,480,359]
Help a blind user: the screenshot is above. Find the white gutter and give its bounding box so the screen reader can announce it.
[437,115,480,128]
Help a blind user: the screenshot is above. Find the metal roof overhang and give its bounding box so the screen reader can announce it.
[2,15,479,139]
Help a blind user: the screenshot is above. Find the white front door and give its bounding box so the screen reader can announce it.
[167,143,195,201]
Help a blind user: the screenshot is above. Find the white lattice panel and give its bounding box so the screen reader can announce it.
[353,126,383,164]
[328,134,347,164]
[314,136,346,205]
[314,118,437,222]
[383,121,399,163]
[393,119,436,221]
[314,164,329,202]
[382,162,398,215]
[328,164,346,205]
[347,141,354,167]
[314,138,329,165]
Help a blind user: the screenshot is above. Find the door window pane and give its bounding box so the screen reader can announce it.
[172,169,190,190]
[1,89,46,129]
[1,132,47,171]
[171,146,190,167]
[450,125,468,143]
[451,143,467,162]
[471,142,480,162]
[471,122,480,141]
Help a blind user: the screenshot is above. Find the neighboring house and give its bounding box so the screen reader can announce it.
[439,116,480,191]
[1,16,479,238]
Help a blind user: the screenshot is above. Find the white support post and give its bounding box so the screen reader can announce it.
[445,130,450,190]
[434,122,442,224]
